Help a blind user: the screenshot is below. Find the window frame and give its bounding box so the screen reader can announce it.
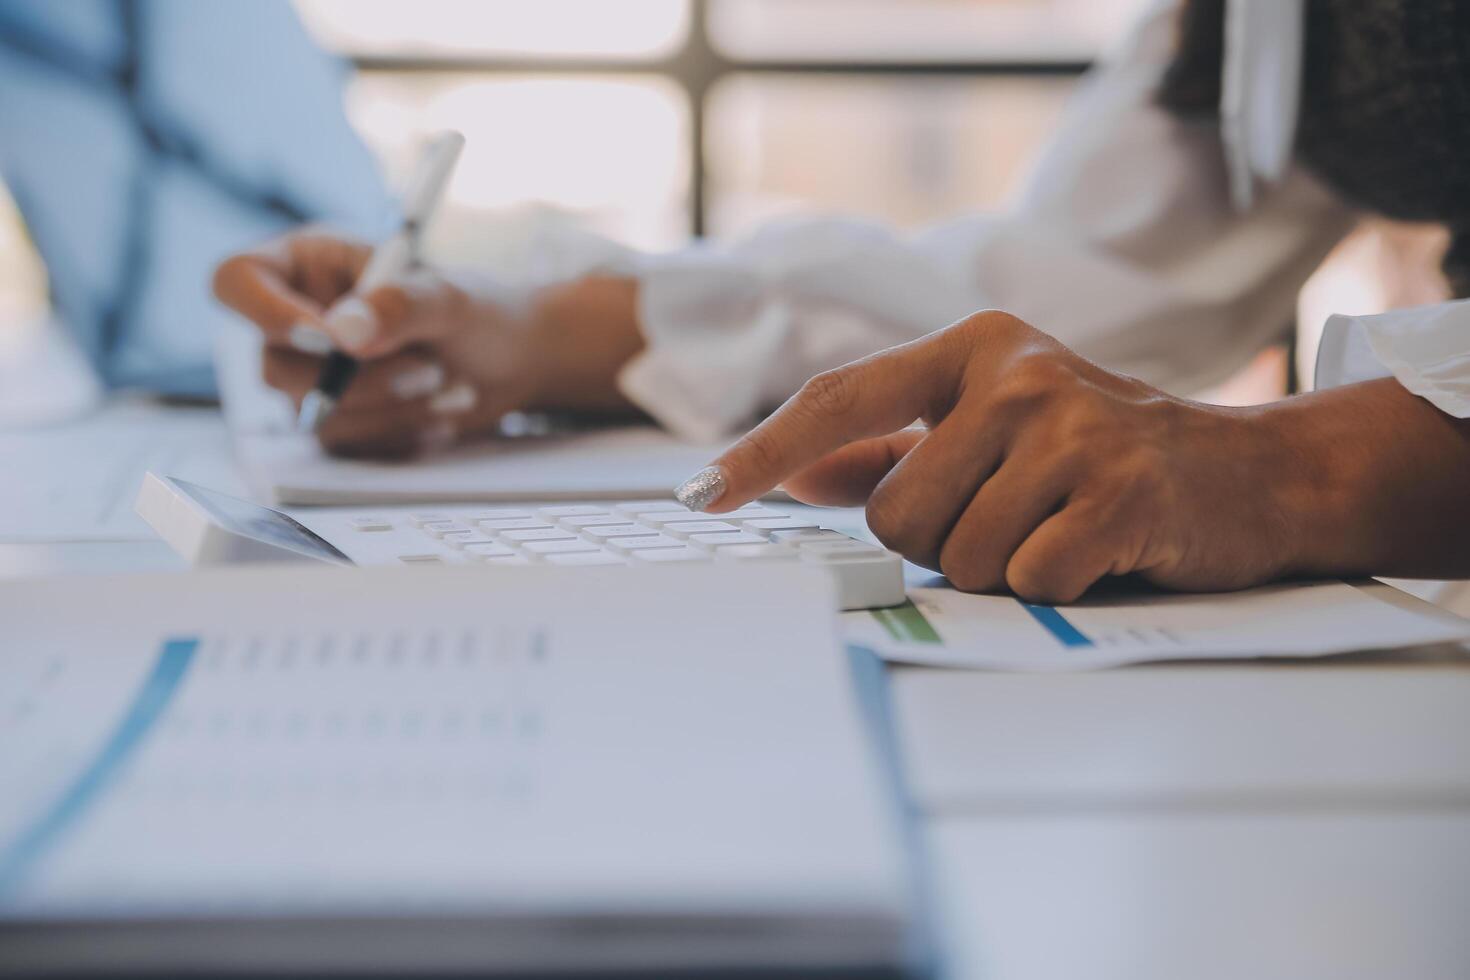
[344,0,1092,236]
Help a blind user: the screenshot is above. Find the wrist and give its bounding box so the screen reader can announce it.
[524,276,645,412]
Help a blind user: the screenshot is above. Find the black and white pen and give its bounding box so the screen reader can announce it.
[297,130,466,433]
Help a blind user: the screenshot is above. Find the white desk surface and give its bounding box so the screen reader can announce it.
[6,398,1470,980]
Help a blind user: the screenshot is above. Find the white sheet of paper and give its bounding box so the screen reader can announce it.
[235,426,733,505]
[0,562,906,963]
[0,399,244,542]
[217,325,734,506]
[845,581,1470,670]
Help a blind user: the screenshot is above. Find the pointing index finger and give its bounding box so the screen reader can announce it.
[675,333,964,512]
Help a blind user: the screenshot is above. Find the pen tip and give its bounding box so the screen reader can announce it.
[296,391,334,434]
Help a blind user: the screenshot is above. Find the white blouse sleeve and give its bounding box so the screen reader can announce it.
[1315,302,1470,419]
[617,0,1357,441]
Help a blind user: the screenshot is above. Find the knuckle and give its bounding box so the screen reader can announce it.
[369,283,410,327]
[954,309,1029,347]
[736,426,786,476]
[990,353,1075,413]
[797,368,861,420]
[863,490,911,553]
[939,545,994,594]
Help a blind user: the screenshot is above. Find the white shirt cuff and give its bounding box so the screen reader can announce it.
[1317,301,1470,419]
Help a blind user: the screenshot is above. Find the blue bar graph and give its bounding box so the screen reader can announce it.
[1020,603,1094,648]
[0,637,198,901]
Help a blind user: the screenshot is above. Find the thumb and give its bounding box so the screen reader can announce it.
[781,429,926,507]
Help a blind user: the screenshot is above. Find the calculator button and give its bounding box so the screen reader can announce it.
[633,547,713,563]
[638,512,728,529]
[798,539,886,555]
[519,538,600,555]
[501,527,576,542]
[544,551,628,566]
[582,524,660,539]
[558,513,632,529]
[440,532,498,548]
[768,528,849,545]
[607,534,686,552]
[662,520,740,538]
[713,543,799,562]
[463,542,516,558]
[741,517,820,533]
[716,506,787,521]
[419,521,472,538]
[613,500,690,516]
[688,531,769,549]
[397,554,444,564]
[409,513,454,526]
[350,518,393,532]
[535,505,611,518]
[478,518,556,531]
[465,508,535,521]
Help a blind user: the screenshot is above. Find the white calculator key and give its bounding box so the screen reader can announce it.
[798,539,885,555]
[419,521,471,538]
[558,514,632,529]
[608,534,686,552]
[713,543,798,562]
[463,542,516,558]
[800,549,907,610]
[634,547,713,563]
[662,520,740,538]
[501,527,576,543]
[520,538,600,555]
[613,500,690,516]
[465,508,534,521]
[479,518,556,531]
[351,518,393,532]
[741,517,819,533]
[544,551,629,566]
[768,528,849,545]
[688,531,769,549]
[638,512,727,529]
[409,513,454,527]
[441,532,497,548]
[582,524,660,540]
[482,554,533,566]
[397,554,445,564]
[535,505,611,518]
[717,506,787,521]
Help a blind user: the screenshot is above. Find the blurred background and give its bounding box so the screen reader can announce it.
[0,0,1409,418]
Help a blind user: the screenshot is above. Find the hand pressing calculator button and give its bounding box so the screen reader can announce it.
[135,473,908,610]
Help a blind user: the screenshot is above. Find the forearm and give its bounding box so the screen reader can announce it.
[1266,378,1470,579]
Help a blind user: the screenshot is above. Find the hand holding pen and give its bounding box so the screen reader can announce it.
[212,135,647,459]
[297,130,466,432]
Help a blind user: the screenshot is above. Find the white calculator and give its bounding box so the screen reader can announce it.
[136,473,907,611]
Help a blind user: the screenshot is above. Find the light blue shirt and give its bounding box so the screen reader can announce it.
[0,0,388,396]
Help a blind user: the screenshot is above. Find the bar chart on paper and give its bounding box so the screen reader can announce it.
[847,582,1470,670]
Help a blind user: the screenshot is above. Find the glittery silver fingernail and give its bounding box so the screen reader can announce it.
[674,466,727,512]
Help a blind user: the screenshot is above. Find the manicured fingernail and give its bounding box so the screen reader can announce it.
[429,383,477,414]
[288,322,334,356]
[674,466,727,512]
[390,363,445,400]
[419,420,458,453]
[324,296,377,350]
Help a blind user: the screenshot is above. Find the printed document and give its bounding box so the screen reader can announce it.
[0,563,910,974]
[846,581,1470,670]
